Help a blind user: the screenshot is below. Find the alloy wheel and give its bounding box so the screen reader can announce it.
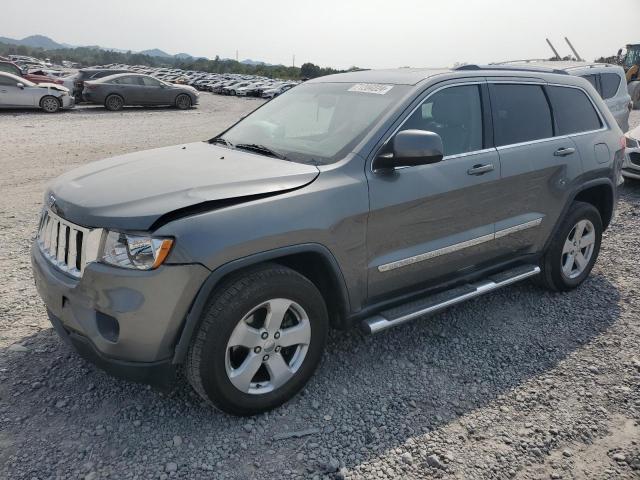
[561,219,596,279]
[225,298,311,395]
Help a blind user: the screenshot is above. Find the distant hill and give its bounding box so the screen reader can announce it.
[1,34,280,66]
[139,48,172,58]
[0,34,66,50]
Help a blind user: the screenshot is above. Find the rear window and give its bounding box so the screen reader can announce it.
[546,86,602,135]
[489,84,553,146]
[600,73,621,99]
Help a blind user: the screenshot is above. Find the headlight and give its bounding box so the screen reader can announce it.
[625,136,639,149]
[101,231,174,270]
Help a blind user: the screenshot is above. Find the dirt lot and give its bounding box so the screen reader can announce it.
[0,96,638,480]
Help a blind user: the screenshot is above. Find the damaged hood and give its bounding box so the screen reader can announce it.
[47,142,319,230]
[35,82,68,92]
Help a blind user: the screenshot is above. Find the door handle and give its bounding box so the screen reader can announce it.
[0,89,6,93]
[467,163,494,176]
[554,147,576,157]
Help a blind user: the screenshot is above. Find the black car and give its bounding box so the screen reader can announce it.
[73,69,131,100]
[82,73,199,111]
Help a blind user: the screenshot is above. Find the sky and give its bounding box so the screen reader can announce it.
[1,0,638,69]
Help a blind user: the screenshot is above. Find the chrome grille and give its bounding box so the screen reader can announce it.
[37,209,102,278]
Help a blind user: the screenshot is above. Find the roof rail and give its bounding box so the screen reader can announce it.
[454,64,570,75]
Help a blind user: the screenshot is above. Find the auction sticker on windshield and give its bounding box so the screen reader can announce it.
[348,83,394,95]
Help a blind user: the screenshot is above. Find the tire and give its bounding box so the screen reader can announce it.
[186,264,328,416]
[40,96,60,113]
[104,94,124,111]
[536,201,602,292]
[175,93,192,110]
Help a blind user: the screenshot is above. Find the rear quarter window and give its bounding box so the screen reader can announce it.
[546,86,602,135]
[489,84,553,146]
[600,73,621,99]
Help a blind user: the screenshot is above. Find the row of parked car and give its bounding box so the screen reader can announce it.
[96,63,300,99]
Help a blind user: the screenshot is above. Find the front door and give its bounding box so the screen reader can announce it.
[0,76,34,107]
[366,82,502,301]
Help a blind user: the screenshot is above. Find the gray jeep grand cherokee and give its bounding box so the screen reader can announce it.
[32,65,625,415]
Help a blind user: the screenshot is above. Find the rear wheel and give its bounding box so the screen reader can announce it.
[104,94,124,111]
[186,264,328,416]
[537,201,602,291]
[40,96,60,113]
[175,94,192,110]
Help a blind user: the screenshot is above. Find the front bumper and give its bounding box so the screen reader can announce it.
[61,95,75,110]
[31,243,210,369]
[622,151,640,179]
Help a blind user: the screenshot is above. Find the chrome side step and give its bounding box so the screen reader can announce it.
[362,264,540,334]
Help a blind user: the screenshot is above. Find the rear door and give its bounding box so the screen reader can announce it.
[366,81,503,300]
[488,82,582,255]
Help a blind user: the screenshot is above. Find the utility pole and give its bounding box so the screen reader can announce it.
[546,38,561,60]
[236,49,239,62]
[292,54,295,68]
[564,37,583,62]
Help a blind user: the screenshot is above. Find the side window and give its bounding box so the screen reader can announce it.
[0,64,20,76]
[0,76,17,86]
[581,74,599,92]
[600,73,621,99]
[400,85,483,156]
[141,76,162,87]
[546,86,602,135]
[489,84,553,146]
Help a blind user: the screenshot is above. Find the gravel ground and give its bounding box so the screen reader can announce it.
[0,98,638,480]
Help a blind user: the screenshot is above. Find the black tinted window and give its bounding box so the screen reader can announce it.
[490,84,553,146]
[546,86,602,135]
[581,74,598,90]
[401,85,483,156]
[600,73,621,99]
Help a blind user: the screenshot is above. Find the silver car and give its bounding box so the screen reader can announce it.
[0,72,74,112]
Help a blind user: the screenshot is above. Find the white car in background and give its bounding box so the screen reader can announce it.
[623,125,640,180]
[261,83,296,99]
[0,72,74,112]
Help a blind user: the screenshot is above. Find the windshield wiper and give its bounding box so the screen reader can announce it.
[210,137,234,148]
[234,143,287,160]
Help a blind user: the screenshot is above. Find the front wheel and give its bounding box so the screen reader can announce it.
[40,96,61,113]
[175,93,192,110]
[537,201,602,291]
[186,264,328,416]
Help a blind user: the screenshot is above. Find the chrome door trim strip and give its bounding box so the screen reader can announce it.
[378,217,543,272]
[378,233,494,272]
[494,218,543,239]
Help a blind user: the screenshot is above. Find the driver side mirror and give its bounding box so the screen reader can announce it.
[16,82,24,89]
[373,129,444,172]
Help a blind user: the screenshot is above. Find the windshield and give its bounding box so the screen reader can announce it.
[217,82,409,164]
[625,46,640,68]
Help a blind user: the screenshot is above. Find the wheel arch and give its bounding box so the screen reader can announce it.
[172,243,351,364]
[542,179,615,254]
[572,180,615,230]
[39,94,61,109]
